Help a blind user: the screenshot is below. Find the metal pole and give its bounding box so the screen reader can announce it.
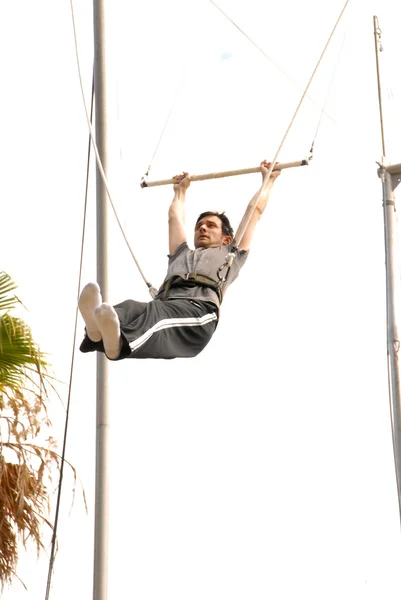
[373,16,386,157]
[140,159,309,188]
[93,0,110,598]
[374,16,401,523]
[381,166,401,522]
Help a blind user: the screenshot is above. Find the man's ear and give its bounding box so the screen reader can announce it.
[222,236,233,246]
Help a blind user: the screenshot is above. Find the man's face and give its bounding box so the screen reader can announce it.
[194,215,232,249]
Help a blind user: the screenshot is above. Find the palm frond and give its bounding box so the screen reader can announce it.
[0,314,47,368]
[0,271,74,590]
[0,272,18,312]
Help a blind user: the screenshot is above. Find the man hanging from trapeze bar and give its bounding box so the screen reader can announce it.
[78,160,281,360]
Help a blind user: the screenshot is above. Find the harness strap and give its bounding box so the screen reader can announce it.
[157,272,223,304]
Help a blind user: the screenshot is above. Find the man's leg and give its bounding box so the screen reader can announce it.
[115,298,218,359]
[79,294,148,357]
[80,295,218,360]
[94,303,122,360]
[78,282,102,342]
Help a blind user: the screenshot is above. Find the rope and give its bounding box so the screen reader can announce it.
[141,99,176,185]
[141,72,188,185]
[309,25,349,159]
[233,0,352,252]
[44,73,95,600]
[69,0,158,299]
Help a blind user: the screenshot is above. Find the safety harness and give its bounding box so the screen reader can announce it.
[156,247,238,305]
[157,272,224,304]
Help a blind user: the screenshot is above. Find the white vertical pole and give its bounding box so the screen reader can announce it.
[381,166,401,520]
[374,15,401,522]
[93,0,110,598]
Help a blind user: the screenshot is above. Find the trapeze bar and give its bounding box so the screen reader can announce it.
[140,159,309,188]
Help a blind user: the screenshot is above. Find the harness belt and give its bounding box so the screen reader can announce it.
[157,272,223,304]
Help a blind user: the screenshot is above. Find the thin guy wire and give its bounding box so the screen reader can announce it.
[142,73,188,182]
[234,0,352,249]
[208,0,337,124]
[310,26,348,156]
[44,73,94,600]
[143,100,176,180]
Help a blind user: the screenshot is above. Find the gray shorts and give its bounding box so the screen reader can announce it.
[79,297,218,360]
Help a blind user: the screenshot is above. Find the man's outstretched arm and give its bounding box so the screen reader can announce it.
[168,172,191,255]
[236,160,281,251]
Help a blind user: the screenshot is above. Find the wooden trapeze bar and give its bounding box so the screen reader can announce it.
[140,158,309,188]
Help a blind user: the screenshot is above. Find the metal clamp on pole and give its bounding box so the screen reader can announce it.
[377,162,401,192]
[386,164,401,192]
[140,158,309,188]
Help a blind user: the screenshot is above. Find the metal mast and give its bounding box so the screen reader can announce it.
[93,0,110,598]
[374,16,401,523]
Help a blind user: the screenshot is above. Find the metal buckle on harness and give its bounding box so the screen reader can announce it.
[217,250,236,283]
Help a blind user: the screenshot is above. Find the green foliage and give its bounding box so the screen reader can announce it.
[0,272,60,589]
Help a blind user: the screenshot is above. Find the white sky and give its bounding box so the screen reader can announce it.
[2,0,401,598]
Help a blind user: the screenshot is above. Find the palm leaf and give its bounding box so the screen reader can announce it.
[0,271,66,590]
[0,272,18,312]
[0,311,47,373]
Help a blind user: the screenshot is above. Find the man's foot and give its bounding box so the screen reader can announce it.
[94,303,122,360]
[78,283,103,342]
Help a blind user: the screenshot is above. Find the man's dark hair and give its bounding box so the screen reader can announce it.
[196,211,234,238]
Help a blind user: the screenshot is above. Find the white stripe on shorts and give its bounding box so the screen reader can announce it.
[129,311,218,352]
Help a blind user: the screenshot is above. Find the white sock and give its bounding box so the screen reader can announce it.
[78,282,102,342]
[94,303,122,360]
